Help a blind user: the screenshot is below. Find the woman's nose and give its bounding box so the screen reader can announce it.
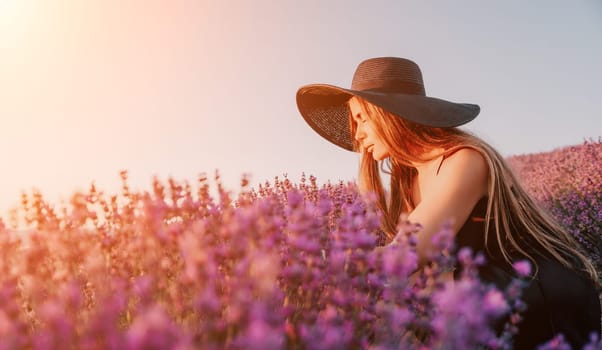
[354,125,365,141]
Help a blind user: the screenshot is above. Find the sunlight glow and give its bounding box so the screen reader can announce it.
[0,0,21,20]
[0,0,32,47]
[0,0,17,10]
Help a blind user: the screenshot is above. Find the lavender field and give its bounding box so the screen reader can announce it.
[507,139,602,279]
[0,140,600,349]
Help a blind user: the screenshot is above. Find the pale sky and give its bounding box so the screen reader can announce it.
[1,0,601,219]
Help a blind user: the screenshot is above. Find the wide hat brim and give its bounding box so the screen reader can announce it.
[296,84,480,152]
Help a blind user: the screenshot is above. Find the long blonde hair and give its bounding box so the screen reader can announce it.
[348,97,598,283]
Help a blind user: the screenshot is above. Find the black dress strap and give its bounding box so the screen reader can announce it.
[436,155,445,175]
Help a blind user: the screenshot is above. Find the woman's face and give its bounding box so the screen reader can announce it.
[348,97,391,161]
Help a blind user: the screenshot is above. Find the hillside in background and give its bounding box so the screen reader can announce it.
[507,139,601,203]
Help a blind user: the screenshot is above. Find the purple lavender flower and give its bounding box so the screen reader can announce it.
[536,333,572,350]
[513,260,532,277]
[483,289,510,317]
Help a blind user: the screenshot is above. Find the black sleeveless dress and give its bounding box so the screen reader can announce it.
[453,197,601,349]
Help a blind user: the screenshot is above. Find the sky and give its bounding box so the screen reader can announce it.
[1,0,601,220]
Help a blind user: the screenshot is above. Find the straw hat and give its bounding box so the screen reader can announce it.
[296,57,480,151]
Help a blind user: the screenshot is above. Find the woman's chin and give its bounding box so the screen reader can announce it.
[372,153,388,161]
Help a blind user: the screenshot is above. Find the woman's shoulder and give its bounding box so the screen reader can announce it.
[438,147,488,180]
[420,147,489,202]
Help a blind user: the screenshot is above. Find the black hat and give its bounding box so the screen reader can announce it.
[296,57,480,151]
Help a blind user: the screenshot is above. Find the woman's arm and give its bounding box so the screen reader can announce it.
[406,148,489,267]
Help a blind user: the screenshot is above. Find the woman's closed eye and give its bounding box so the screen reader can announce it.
[352,111,367,124]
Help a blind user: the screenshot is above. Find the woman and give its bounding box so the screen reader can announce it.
[296,57,600,349]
